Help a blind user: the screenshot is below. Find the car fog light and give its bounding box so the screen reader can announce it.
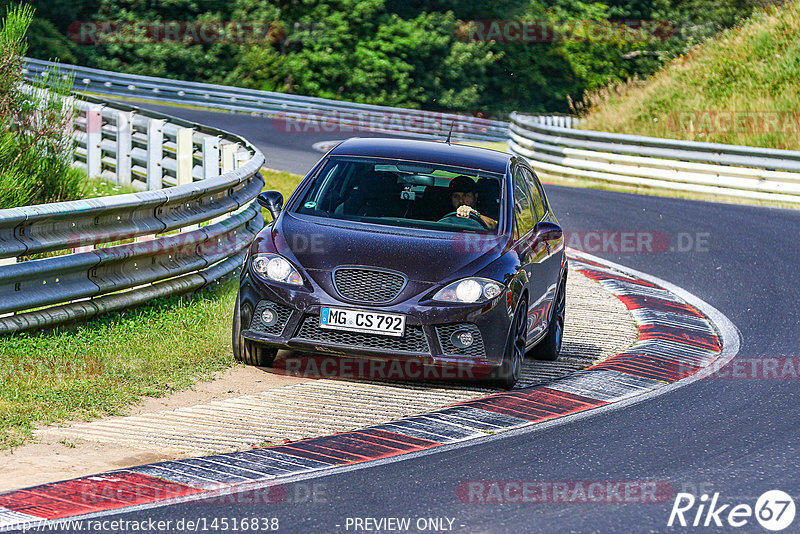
[261,307,278,327]
[451,330,474,349]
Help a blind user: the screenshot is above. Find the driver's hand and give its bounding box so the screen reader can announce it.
[456,205,476,218]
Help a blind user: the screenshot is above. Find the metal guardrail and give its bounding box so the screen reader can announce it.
[23,58,510,143]
[0,89,265,335]
[509,112,800,203]
[15,56,794,337]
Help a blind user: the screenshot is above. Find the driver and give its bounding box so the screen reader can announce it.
[448,175,497,229]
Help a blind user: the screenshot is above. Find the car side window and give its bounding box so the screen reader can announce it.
[522,167,546,221]
[513,168,535,237]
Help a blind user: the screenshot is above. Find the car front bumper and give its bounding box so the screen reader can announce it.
[238,272,513,372]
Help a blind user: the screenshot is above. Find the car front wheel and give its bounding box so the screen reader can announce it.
[232,295,277,367]
[493,302,527,389]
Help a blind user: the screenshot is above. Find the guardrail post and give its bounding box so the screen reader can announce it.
[146,118,164,190]
[236,150,249,170]
[176,127,194,185]
[115,110,133,186]
[72,244,94,254]
[221,143,237,173]
[135,233,155,244]
[202,136,220,179]
[86,104,102,178]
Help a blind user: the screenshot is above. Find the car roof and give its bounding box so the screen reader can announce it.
[327,137,511,175]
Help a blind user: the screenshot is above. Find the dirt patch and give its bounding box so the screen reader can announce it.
[1,365,310,492]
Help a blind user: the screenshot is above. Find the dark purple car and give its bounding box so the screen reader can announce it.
[232,138,566,388]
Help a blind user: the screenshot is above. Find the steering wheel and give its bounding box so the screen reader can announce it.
[437,210,489,230]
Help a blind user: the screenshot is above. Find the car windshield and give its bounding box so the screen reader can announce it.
[294,156,503,234]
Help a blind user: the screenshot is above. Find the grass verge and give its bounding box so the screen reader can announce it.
[454,140,509,153]
[80,91,236,115]
[80,177,140,198]
[0,282,237,450]
[0,168,303,450]
[261,167,304,197]
[578,2,800,150]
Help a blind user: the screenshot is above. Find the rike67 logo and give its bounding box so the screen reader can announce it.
[668,490,796,531]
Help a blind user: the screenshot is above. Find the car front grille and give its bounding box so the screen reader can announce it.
[248,300,293,336]
[435,323,486,359]
[294,316,429,353]
[333,267,406,303]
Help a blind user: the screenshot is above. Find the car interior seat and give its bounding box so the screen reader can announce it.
[335,170,402,218]
[476,177,501,220]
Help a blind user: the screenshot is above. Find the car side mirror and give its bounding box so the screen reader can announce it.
[534,221,562,241]
[257,191,284,221]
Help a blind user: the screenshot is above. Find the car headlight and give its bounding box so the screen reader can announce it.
[251,253,303,286]
[432,277,504,304]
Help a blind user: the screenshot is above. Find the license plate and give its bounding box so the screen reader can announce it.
[319,307,406,337]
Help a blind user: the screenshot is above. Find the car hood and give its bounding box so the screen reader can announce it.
[270,212,507,284]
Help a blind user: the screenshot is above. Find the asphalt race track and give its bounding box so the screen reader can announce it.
[91,103,800,532]
[122,103,398,175]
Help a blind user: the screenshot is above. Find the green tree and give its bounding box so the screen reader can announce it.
[230,0,498,111]
[13,0,783,116]
[0,0,96,63]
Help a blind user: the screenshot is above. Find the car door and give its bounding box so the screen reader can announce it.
[521,165,563,339]
[511,166,538,338]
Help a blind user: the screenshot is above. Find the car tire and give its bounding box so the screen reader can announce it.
[493,301,527,389]
[531,273,566,362]
[232,295,277,367]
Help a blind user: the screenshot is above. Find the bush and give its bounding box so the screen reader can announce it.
[0,3,81,209]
